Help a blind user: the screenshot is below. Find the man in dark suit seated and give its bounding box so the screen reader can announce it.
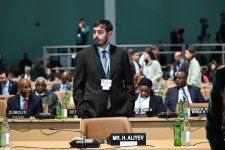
[31,77,58,115]
[6,78,42,116]
[50,71,71,92]
[164,70,205,112]
[0,70,17,95]
[134,77,166,116]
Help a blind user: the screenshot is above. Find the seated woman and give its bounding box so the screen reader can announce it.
[134,77,166,117]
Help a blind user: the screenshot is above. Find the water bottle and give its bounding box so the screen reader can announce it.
[178,99,184,117]
[56,100,62,119]
[173,118,181,146]
[1,116,10,147]
[181,101,191,146]
[65,91,70,105]
[61,98,68,118]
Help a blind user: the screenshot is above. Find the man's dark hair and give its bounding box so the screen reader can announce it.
[0,70,8,77]
[93,19,113,33]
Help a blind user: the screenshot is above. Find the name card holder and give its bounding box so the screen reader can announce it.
[190,107,208,117]
[67,109,78,118]
[7,110,29,119]
[134,108,153,117]
[108,133,146,146]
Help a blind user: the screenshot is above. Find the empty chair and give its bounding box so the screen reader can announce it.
[80,117,133,140]
[0,100,7,116]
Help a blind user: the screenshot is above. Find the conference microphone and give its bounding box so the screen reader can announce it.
[49,127,100,148]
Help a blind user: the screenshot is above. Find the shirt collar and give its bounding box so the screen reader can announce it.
[180,85,188,91]
[97,43,110,54]
[35,91,45,96]
[20,95,29,101]
[1,80,9,87]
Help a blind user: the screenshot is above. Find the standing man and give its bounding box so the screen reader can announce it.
[173,51,187,78]
[76,18,90,52]
[170,26,184,51]
[206,67,225,149]
[73,19,135,118]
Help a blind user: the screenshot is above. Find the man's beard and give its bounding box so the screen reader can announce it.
[94,35,108,47]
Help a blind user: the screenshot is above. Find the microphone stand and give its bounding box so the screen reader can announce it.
[49,127,88,148]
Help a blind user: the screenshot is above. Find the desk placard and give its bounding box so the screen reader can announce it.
[7,110,29,119]
[134,108,153,117]
[190,107,208,117]
[108,133,146,145]
[68,109,78,118]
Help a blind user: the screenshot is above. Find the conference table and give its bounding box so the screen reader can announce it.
[7,140,209,149]
[0,116,210,149]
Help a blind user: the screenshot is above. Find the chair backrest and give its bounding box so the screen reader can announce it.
[81,117,133,140]
[0,95,15,101]
[0,99,7,116]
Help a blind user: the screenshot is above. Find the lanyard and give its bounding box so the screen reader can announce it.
[101,58,110,78]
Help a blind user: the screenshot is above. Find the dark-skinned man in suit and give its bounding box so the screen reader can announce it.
[73,19,135,118]
[164,70,205,112]
[7,78,42,116]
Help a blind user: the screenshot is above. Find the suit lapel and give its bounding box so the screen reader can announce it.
[92,45,106,78]
[174,87,179,104]
[109,45,117,79]
[188,85,194,101]
[27,95,34,113]
[8,81,13,94]
[14,95,21,110]
[149,95,154,111]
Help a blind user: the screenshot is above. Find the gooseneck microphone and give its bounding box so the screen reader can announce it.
[49,127,100,148]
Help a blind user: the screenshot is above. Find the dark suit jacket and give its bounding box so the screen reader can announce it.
[134,93,166,116]
[164,85,205,112]
[31,90,58,115]
[73,44,135,118]
[6,94,43,116]
[206,67,225,149]
[51,82,72,92]
[0,80,17,95]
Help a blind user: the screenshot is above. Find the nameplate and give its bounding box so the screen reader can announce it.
[108,133,146,145]
[134,108,153,117]
[67,109,77,118]
[7,110,29,119]
[190,107,208,117]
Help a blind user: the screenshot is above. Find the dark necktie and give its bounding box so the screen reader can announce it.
[182,88,187,100]
[102,50,111,109]
[23,99,28,110]
[102,50,107,70]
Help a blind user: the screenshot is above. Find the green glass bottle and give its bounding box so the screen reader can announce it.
[65,91,70,105]
[56,100,61,119]
[173,118,181,146]
[178,99,184,117]
[0,126,1,147]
